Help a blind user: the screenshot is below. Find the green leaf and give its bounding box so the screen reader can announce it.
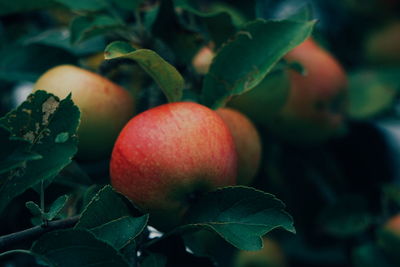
[0,249,52,266]
[31,229,129,267]
[76,185,140,229]
[0,91,80,214]
[0,0,55,16]
[76,186,148,252]
[70,15,124,44]
[174,0,238,48]
[24,29,107,56]
[201,19,315,109]
[348,69,399,119]
[318,195,373,238]
[25,201,44,217]
[181,186,295,251]
[0,126,42,174]
[141,252,167,267]
[91,215,149,250]
[54,0,108,12]
[105,41,184,102]
[45,195,69,220]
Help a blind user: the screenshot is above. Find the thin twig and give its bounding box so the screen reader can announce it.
[0,215,80,252]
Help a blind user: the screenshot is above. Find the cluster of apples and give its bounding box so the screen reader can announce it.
[33,37,347,231]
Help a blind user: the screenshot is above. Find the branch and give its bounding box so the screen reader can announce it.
[0,215,80,252]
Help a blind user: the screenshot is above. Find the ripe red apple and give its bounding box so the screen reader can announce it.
[192,46,215,75]
[216,108,261,185]
[270,38,348,144]
[34,65,135,160]
[110,102,237,230]
[233,237,287,267]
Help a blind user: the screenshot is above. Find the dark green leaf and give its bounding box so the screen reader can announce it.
[76,185,139,229]
[0,0,55,16]
[54,0,108,12]
[0,127,42,174]
[319,195,373,238]
[0,249,52,266]
[23,29,107,56]
[25,201,44,217]
[201,19,315,109]
[45,195,69,220]
[0,91,80,214]
[70,15,124,44]
[105,41,184,102]
[174,0,238,48]
[141,252,167,267]
[383,185,400,208]
[182,186,295,251]
[31,229,129,267]
[91,215,149,250]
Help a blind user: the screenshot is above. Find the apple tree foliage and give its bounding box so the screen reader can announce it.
[1,0,400,266]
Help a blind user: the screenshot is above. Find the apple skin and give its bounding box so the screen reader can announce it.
[364,21,400,65]
[234,237,287,267]
[34,65,135,160]
[110,102,237,231]
[192,46,215,75]
[270,38,348,144]
[216,108,262,185]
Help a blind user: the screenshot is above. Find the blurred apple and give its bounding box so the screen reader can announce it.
[216,108,262,185]
[192,46,215,75]
[34,65,135,160]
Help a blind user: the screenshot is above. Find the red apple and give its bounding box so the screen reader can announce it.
[270,38,348,144]
[216,108,262,185]
[33,65,135,160]
[110,102,237,230]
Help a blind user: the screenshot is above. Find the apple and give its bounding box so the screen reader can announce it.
[192,46,215,75]
[33,65,135,160]
[270,38,348,144]
[233,237,287,267]
[216,108,262,185]
[110,102,237,230]
[228,69,291,126]
[378,214,400,265]
[364,21,400,65]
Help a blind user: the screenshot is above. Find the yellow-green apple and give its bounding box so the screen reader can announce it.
[364,21,400,65]
[110,102,237,230]
[34,65,135,160]
[216,108,261,185]
[378,214,400,265]
[228,69,291,126]
[270,38,348,144]
[192,46,215,75]
[234,237,287,267]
